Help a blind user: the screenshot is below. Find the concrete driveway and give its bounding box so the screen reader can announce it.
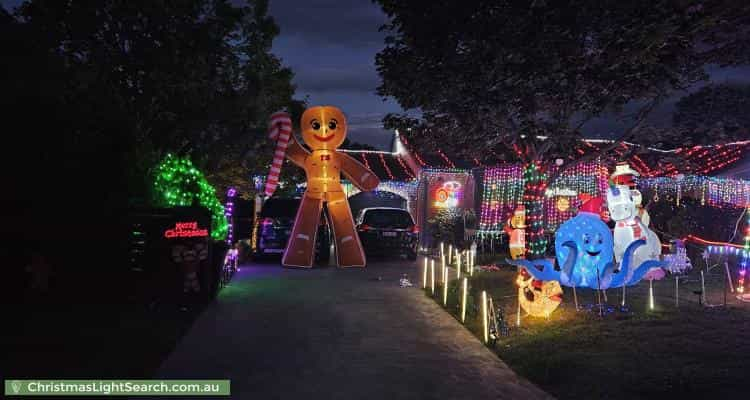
[157,258,552,399]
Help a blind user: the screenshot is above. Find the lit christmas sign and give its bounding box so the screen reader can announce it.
[164,221,209,239]
[434,181,462,208]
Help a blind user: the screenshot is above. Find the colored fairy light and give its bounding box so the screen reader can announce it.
[479,161,608,235]
[153,154,228,241]
[524,161,549,257]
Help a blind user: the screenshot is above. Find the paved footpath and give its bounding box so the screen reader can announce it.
[157,259,552,400]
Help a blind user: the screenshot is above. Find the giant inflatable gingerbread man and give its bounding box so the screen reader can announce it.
[279,106,379,268]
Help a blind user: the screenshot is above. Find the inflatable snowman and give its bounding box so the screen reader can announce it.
[606,184,662,279]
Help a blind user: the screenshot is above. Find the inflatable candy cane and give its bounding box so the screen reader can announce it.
[265,111,293,197]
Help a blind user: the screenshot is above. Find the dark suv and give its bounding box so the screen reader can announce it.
[355,207,418,260]
[254,197,330,262]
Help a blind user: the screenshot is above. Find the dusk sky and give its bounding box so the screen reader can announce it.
[266,0,401,150]
[4,0,749,149]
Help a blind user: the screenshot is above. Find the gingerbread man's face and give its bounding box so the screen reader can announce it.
[301,106,347,151]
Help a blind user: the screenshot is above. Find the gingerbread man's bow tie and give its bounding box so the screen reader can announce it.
[320,154,331,161]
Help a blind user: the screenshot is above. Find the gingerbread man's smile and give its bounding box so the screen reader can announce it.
[313,134,335,142]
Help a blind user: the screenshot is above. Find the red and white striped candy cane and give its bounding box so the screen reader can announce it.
[265,111,293,197]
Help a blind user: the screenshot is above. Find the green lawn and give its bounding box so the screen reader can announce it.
[427,264,750,400]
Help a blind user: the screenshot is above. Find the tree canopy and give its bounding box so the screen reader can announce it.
[672,83,750,142]
[1,0,299,250]
[375,0,750,164]
[3,0,299,199]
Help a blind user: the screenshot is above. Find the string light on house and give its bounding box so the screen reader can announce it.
[639,176,750,209]
[479,161,608,233]
[396,155,416,179]
[360,153,371,170]
[379,153,395,180]
[436,149,457,169]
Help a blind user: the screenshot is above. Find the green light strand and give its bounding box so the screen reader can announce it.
[153,154,228,240]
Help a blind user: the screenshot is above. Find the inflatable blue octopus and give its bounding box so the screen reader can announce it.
[508,211,664,289]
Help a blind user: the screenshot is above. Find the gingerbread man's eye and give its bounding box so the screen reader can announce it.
[328,119,338,130]
[311,119,321,130]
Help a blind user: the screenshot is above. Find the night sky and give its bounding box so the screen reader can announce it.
[4,0,749,149]
[266,0,401,150]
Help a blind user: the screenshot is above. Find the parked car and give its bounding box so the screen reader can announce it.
[355,207,418,260]
[254,197,330,262]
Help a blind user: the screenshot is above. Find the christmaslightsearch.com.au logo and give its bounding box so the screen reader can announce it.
[4,380,230,396]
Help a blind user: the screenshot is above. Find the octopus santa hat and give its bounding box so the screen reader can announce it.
[578,196,604,216]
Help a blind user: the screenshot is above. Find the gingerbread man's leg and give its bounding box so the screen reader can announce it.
[327,191,366,267]
[282,193,323,268]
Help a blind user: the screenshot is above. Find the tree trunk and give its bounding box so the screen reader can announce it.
[523,161,549,259]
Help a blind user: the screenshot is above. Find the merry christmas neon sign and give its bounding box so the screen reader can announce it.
[164,221,209,239]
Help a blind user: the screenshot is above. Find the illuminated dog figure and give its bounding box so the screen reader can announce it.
[280,106,379,267]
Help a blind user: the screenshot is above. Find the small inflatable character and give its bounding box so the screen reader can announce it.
[277,106,379,268]
[516,268,563,317]
[504,206,526,260]
[507,196,664,289]
[607,185,662,279]
[610,162,650,226]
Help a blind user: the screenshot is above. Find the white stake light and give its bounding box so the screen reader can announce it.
[461,277,468,323]
[470,250,474,273]
[649,279,654,310]
[443,267,448,305]
[423,257,428,289]
[457,259,461,280]
[516,295,521,327]
[431,259,435,295]
[441,254,446,277]
[456,251,462,274]
[448,244,453,265]
[482,291,488,343]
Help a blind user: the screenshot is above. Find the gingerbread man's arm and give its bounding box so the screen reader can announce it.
[339,152,379,191]
[285,134,309,168]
